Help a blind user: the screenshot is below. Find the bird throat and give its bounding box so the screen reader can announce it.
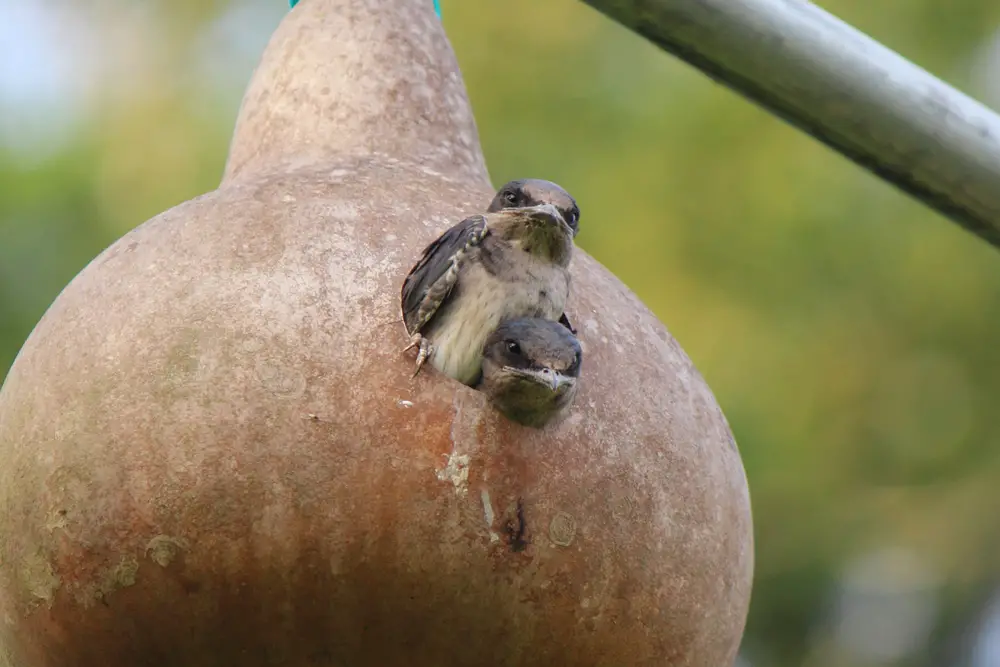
[515,225,572,266]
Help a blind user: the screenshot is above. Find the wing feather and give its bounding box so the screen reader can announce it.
[400,215,489,334]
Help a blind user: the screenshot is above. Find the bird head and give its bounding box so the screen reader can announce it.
[487,179,581,237]
[480,318,582,428]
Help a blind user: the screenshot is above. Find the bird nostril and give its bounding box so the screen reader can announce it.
[541,368,560,391]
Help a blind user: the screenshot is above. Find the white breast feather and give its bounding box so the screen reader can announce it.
[428,261,568,385]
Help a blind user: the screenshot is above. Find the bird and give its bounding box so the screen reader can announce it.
[487,179,581,335]
[400,179,580,386]
[478,317,582,428]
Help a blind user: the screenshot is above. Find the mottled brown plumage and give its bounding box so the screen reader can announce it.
[479,318,582,428]
[400,180,580,385]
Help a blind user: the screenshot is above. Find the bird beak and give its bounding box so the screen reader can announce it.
[508,367,573,392]
[527,203,567,228]
[538,368,570,392]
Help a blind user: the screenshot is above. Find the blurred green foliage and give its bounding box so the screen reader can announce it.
[3,0,1000,664]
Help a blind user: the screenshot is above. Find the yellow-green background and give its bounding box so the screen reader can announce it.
[3,1,1000,664]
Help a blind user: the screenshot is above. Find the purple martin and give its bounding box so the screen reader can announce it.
[400,179,580,386]
[479,317,582,428]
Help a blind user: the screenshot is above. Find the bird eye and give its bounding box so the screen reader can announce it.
[504,191,518,205]
[505,340,522,355]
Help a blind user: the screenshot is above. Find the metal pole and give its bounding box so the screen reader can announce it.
[581,0,1000,249]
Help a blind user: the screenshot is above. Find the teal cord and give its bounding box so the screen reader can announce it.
[289,0,441,18]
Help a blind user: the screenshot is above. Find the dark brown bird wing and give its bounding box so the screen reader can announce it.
[401,214,490,335]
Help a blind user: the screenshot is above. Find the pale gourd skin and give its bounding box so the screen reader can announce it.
[0,0,754,665]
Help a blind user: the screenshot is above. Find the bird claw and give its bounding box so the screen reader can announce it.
[403,334,434,378]
[402,334,422,354]
[412,339,434,378]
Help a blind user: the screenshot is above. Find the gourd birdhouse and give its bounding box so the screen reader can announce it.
[0,0,753,665]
